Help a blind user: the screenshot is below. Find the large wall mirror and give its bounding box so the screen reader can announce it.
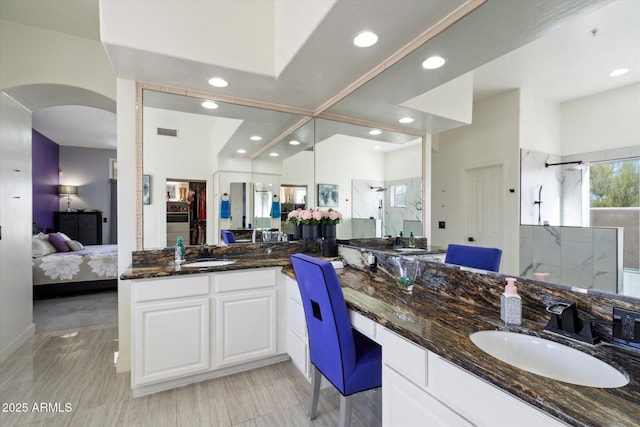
[137,0,637,302]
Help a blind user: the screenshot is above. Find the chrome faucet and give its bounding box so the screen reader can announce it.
[544,302,599,344]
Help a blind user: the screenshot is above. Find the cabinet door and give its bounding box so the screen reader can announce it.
[216,289,276,367]
[383,366,472,427]
[133,297,210,386]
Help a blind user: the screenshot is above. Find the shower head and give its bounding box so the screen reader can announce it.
[370,186,387,192]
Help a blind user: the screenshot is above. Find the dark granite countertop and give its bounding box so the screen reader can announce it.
[285,264,639,427]
[122,244,639,426]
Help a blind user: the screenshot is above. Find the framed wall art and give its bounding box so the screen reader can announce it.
[318,183,338,207]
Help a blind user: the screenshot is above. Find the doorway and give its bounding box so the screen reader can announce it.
[464,164,505,267]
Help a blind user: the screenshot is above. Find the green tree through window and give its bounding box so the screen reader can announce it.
[590,159,639,208]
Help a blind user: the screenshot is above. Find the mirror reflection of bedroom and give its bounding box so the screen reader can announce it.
[30,106,118,333]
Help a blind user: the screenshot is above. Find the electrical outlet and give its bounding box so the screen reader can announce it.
[438,221,445,229]
[613,307,640,349]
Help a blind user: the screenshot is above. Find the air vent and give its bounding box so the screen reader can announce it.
[157,127,178,137]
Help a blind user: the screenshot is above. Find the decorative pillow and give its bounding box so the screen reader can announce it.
[57,232,71,241]
[67,240,85,251]
[32,237,57,257]
[49,233,70,252]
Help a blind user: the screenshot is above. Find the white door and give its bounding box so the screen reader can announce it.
[464,164,504,251]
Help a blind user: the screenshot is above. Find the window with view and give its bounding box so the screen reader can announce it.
[589,158,639,273]
[390,184,407,207]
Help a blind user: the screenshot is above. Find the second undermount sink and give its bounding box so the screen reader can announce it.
[469,330,629,388]
[184,259,235,267]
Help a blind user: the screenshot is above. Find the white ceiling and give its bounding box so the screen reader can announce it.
[1,0,638,151]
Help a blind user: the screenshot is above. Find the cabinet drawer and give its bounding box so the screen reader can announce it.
[214,268,277,293]
[134,275,210,302]
[382,328,429,389]
[431,355,565,427]
[286,277,302,304]
[350,310,379,344]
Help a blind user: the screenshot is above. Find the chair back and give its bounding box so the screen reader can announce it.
[291,253,356,394]
[444,243,502,272]
[221,230,236,244]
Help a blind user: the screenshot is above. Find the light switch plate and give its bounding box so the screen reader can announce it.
[613,307,640,349]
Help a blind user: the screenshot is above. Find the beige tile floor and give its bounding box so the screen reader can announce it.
[0,325,381,426]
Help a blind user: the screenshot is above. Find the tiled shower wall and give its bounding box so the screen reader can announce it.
[519,224,622,293]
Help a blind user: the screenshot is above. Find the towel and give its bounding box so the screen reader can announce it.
[220,199,230,218]
[271,200,281,218]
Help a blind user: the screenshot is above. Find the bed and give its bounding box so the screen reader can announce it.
[32,232,118,298]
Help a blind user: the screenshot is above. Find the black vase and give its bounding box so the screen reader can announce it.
[302,224,319,253]
[293,224,302,240]
[321,223,337,239]
[322,239,338,257]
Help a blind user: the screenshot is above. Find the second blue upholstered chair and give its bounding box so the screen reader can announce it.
[444,243,502,272]
[290,253,382,427]
[221,230,236,244]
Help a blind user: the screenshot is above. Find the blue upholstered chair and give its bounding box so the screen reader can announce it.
[290,253,382,427]
[444,243,502,272]
[221,230,236,244]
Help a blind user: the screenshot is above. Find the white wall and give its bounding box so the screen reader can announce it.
[315,134,385,239]
[0,93,35,363]
[0,19,115,100]
[561,83,640,156]
[142,107,221,248]
[384,140,422,180]
[431,90,521,275]
[116,79,136,373]
[519,88,562,155]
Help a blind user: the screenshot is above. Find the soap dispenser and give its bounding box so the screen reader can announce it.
[500,277,522,325]
[175,236,186,265]
[408,232,416,248]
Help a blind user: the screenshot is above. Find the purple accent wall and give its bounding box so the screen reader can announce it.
[32,130,59,231]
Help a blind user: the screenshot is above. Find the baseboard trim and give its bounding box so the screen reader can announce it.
[132,354,290,397]
[0,323,35,364]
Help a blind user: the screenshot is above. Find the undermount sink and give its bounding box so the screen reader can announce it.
[184,259,235,267]
[394,248,425,252]
[469,330,629,388]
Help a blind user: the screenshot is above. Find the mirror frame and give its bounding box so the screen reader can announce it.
[135,82,427,249]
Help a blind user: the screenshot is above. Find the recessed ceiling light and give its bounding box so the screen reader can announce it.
[236,149,247,154]
[353,31,378,48]
[269,152,279,157]
[609,68,629,77]
[374,146,381,150]
[289,140,300,145]
[208,77,228,87]
[250,136,262,141]
[422,56,446,70]
[399,117,414,124]
[201,100,218,109]
[369,129,382,135]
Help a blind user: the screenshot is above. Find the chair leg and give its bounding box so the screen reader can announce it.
[339,394,353,427]
[309,364,321,419]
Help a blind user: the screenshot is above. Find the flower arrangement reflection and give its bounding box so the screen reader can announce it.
[286,208,343,225]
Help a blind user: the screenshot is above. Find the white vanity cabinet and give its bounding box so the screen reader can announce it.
[381,328,565,427]
[382,328,472,427]
[132,275,211,386]
[130,267,285,395]
[214,269,278,367]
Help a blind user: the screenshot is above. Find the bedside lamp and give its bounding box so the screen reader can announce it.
[58,185,78,212]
